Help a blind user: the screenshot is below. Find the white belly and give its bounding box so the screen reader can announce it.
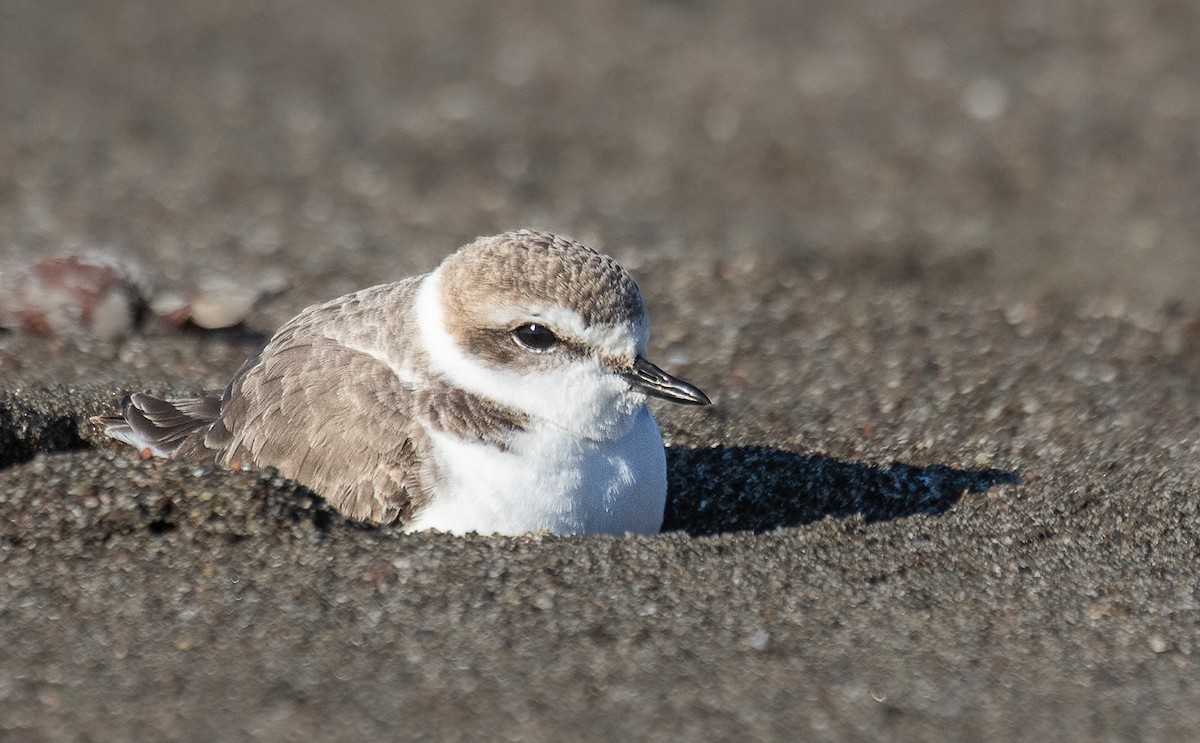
[405,406,667,536]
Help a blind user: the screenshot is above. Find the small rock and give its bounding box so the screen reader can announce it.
[0,254,146,341]
[151,275,289,330]
[186,280,262,329]
[746,628,772,652]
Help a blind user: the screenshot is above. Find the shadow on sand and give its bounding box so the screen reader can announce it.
[664,445,1019,536]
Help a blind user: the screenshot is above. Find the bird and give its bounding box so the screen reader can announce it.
[93,230,710,535]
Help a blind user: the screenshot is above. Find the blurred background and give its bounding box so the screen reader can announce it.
[1,0,1198,308]
[3,7,1200,737]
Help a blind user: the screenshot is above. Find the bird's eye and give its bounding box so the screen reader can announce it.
[511,322,559,352]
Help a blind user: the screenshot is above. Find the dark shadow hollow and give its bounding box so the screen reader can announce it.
[663,445,1020,536]
[0,397,88,469]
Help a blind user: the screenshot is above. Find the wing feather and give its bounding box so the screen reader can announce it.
[194,335,428,524]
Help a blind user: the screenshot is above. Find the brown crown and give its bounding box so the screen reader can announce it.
[438,230,646,329]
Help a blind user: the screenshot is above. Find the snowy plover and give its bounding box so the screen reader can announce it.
[95,230,709,535]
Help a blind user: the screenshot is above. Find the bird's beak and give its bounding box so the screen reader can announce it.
[621,356,711,406]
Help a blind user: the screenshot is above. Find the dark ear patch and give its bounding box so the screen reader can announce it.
[457,327,590,369]
[459,328,523,367]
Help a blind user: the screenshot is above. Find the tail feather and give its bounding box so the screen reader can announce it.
[92,392,221,458]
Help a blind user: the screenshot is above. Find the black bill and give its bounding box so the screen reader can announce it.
[621,356,711,406]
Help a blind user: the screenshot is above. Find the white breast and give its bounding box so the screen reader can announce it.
[404,406,668,536]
